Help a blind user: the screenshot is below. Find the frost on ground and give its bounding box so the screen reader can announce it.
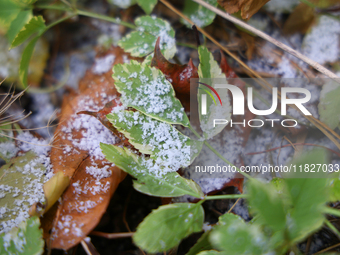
[0,132,52,234]
[302,15,340,65]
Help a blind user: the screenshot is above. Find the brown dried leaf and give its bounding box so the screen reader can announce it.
[218,0,270,20]
[283,3,316,35]
[46,46,135,250]
[50,158,124,250]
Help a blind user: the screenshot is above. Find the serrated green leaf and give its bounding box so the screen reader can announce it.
[133,203,204,253]
[210,213,272,254]
[6,10,32,45]
[318,80,340,130]
[19,35,39,87]
[137,0,157,14]
[0,216,43,255]
[112,60,189,126]
[11,16,46,49]
[284,148,329,243]
[186,230,214,255]
[0,151,46,234]
[197,46,231,139]
[107,111,192,169]
[247,179,286,232]
[108,0,136,8]
[101,144,204,198]
[182,0,217,28]
[118,16,176,59]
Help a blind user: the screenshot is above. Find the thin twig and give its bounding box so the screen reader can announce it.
[228,197,241,213]
[90,231,134,239]
[192,0,339,80]
[314,242,340,254]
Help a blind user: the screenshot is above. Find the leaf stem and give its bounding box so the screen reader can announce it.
[325,219,340,238]
[76,9,136,29]
[205,194,247,200]
[323,207,340,217]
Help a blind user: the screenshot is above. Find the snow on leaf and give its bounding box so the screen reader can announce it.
[0,216,44,255]
[197,46,231,139]
[318,79,340,130]
[101,144,204,198]
[0,151,46,234]
[50,157,125,250]
[118,16,176,59]
[133,203,204,253]
[11,15,46,49]
[112,60,189,126]
[181,0,218,28]
[137,0,157,14]
[106,110,197,171]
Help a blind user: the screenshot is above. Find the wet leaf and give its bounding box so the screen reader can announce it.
[151,37,199,95]
[197,46,231,139]
[11,15,46,48]
[137,0,157,14]
[101,144,204,198]
[0,216,43,255]
[133,203,204,253]
[182,0,218,28]
[118,16,176,59]
[112,60,190,126]
[318,80,340,130]
[218,0,270,20]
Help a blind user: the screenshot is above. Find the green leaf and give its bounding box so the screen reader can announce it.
[118,16,176,59]
[11,15,46,49]
[6,10,32,45]
[108,0,136,8]
[0,216,44,255]
[197,46,231,139]
[247,179,286,232]
[329,179,340,202]
[0,0,25,28]
[112,60,189,126]
[210,213,272,254]
[196,251,221,255]
[106,111,191,168]
[133,203,204,253]
[318,80,340,130]
[284,148,329,243]
[19,35,39,87]
[182,0,217,28]
[186,230,214,255]
[137,0,157,14]
[101,144,204,198]
[0,151,46,234]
